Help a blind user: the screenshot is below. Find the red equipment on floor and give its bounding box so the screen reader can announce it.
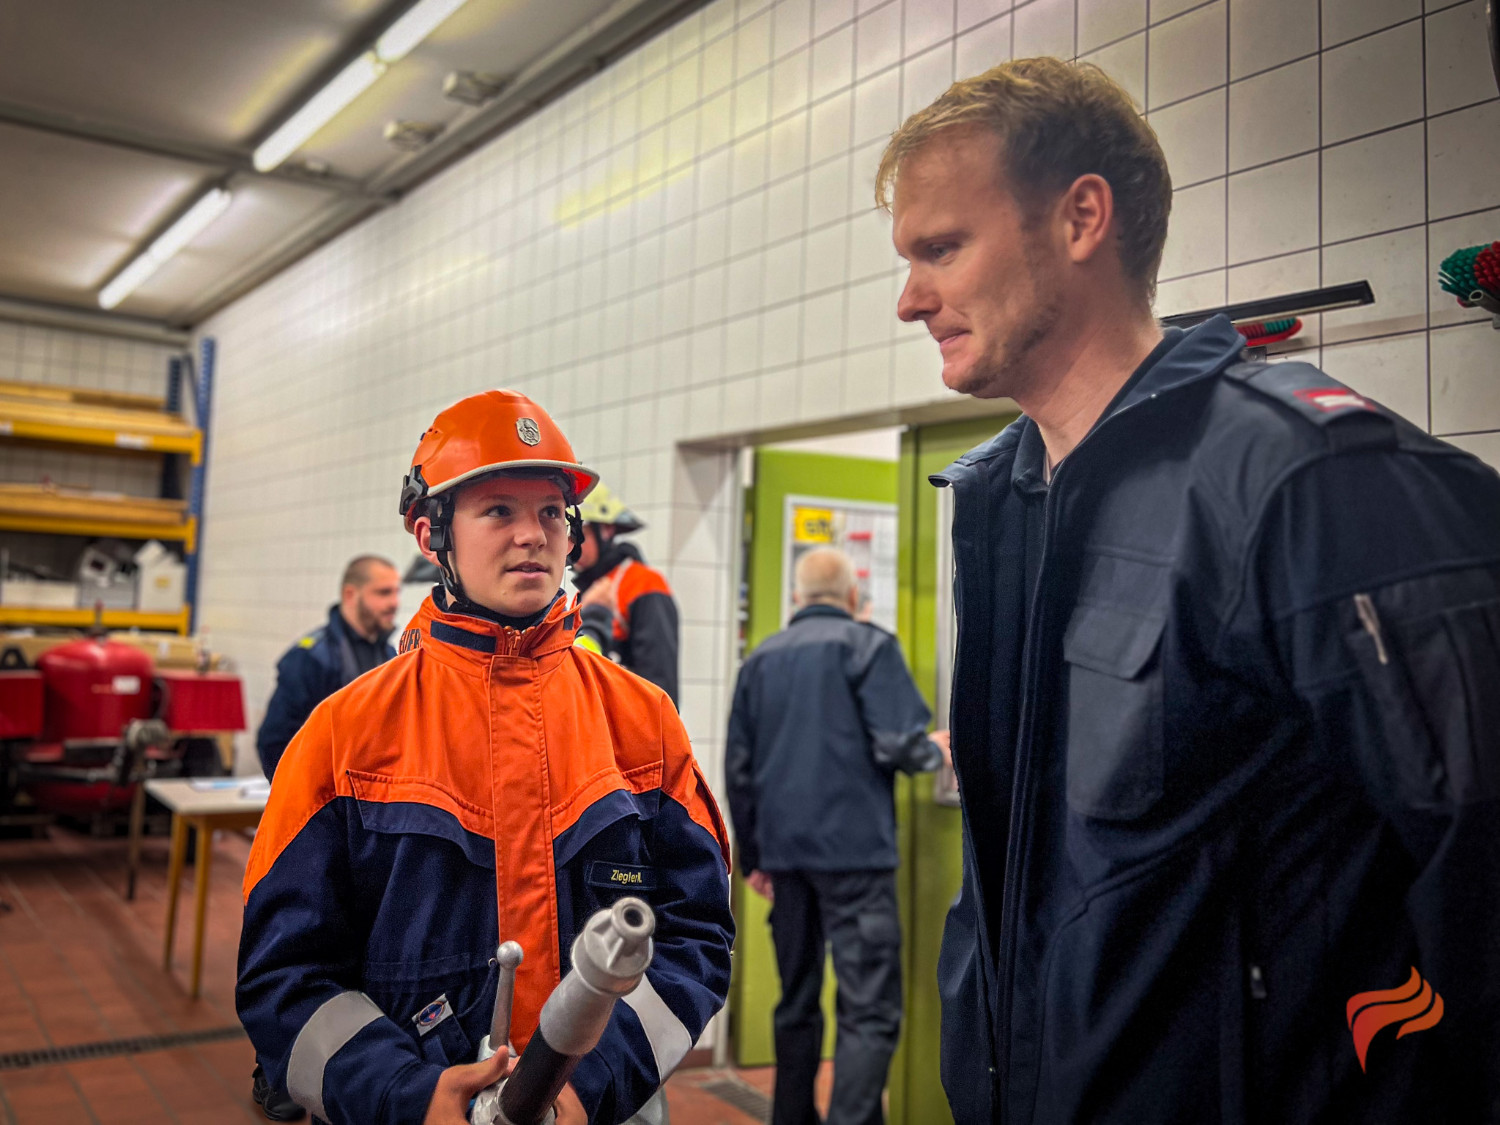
[0,634,245,824]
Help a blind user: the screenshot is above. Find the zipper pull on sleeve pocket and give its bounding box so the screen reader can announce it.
[1353,593,1389,665]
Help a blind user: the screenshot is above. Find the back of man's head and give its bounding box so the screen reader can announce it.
[794,548,858,610]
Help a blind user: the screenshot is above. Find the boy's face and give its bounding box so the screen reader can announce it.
[420,474,569,618]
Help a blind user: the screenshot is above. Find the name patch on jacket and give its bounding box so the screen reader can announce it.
[412,994,452,1036]
[587,862,657,891]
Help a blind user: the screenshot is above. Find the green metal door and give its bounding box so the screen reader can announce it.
[731,448,902,1067]
[730,419,1013,1122]
[887,415,1014,1124]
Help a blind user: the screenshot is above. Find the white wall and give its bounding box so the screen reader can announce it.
[0,320,178,494]
[197,0,1500,781]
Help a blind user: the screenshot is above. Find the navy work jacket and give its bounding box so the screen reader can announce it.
[935,316,1500,1124]
[255,605,395,778]
[726,604,941,873]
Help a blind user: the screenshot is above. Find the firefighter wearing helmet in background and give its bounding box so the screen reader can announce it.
[236,390,733,1125]
[571,484,680,707]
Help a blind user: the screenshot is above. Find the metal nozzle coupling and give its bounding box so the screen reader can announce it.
[489,941,524,1047]
[570,896,655,998]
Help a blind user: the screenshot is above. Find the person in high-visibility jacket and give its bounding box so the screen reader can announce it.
[570,483,680,706]
[236,390,733,1125]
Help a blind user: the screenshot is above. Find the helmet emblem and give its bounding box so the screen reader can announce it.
[516,418,541,446]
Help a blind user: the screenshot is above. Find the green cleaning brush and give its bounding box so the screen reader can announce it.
[1438,241,1500,308]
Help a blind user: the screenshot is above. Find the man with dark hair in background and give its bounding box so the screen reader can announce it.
[881,56,1500,1124]
[250,553,400,1120]
[256,555,401,780]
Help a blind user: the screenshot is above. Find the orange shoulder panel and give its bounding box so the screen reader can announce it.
[545,650,729,873]
[243,697,340,902]
[617,560,673,609]
[242,647,497,902]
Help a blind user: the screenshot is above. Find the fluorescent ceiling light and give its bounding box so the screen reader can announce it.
[99,188,233,310]
[377,0,471,63]
[253,52,385,172]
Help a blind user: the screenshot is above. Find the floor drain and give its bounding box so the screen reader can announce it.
[0,1025,245,1071]
[700,1076,771,1121]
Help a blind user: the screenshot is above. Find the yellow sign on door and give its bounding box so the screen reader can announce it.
[792,506,834,543]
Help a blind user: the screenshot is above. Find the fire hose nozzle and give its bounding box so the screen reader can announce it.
[479,898,656,1125]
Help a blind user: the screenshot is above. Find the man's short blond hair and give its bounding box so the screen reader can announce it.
[876,57,1173,300]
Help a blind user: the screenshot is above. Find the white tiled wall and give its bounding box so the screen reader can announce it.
[196,0,1500,786]
[0,320,178,493]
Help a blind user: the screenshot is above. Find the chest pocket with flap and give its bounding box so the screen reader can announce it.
[1062,604,1167,820]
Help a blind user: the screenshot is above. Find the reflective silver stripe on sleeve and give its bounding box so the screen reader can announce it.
[622,975,693,1082]
[286,990,384,1123]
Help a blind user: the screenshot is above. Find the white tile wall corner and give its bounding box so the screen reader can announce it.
[1229,0,1317,79]
[0,321,178,492]
[1149,89,1226,186]
[1321,124,1427,244]
[1148,2,1226,110]
[1424,1,1495,115]
[195,0,1500,789]
[1228,58,1318,173]
[1324,25,1425,145]
[1078,0,1145,54]
[1322,0,1421,49]
[1227,154,1320,264]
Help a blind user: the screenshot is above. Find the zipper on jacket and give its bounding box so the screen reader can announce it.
[1352,593,1388,665]
[1248,964,1267,1000]
[993,460,1067,1122]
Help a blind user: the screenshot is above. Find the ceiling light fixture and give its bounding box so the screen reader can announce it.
[98,187,233,310]
[253,52,385,172]
[250,0,471,173]
[377,0,471,63]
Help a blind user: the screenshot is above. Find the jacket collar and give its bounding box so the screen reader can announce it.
[790,603,853,625]
[933,315,1244,490]
[326,604,393,650]
[410,587,578,663]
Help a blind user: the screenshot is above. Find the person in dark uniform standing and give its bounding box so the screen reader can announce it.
[255,554,400,781]
[570,481,680,705]
[880,57,1500,1123]
[250,553,399,1120]
[725,547,949,1125]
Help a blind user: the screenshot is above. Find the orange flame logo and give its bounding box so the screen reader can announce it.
[1346,967,1444,1071]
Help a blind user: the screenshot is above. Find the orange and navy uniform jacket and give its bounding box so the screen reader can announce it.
[573,542,679,706]
[236,590,732,1125]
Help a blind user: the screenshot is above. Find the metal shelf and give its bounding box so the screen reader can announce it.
[0,606,191,633]
[0,513,196,549]
[0,409,201,461]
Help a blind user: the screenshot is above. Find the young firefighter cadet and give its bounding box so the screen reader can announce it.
[570,483,680,706]
[236,390,734,1125]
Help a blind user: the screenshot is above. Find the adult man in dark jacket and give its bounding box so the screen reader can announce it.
[726,547,948,1125]
[880,58,1500,1123]
[255,555,399,780]
[250,554,398,1121]
[571,481,680,705]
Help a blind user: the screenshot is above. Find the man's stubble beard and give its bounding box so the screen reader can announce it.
[963,234,1066,402]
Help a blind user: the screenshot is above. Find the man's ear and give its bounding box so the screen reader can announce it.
[414,517,440,565]
[1060,172,1114,266]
